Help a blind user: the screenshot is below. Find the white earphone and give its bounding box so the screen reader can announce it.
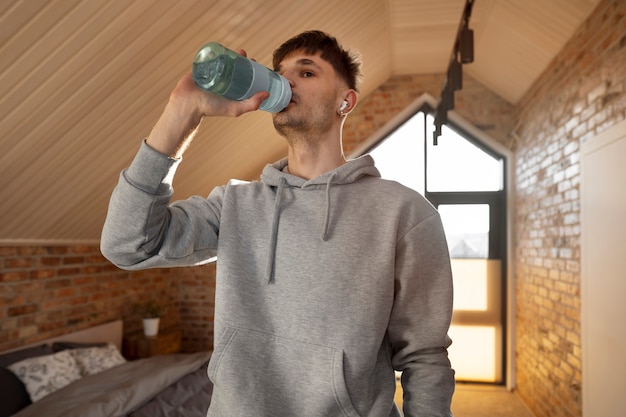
[339,100,348,112]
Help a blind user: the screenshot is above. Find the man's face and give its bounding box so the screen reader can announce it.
[272,50,342,139]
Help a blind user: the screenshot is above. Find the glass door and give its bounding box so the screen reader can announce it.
[369,109,507,383]
[437,204,503,382]
[425,121,506,383]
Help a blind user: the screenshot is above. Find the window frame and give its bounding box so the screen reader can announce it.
[356,99,511,385]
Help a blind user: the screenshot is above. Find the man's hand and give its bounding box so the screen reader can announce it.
[146,49,270,158]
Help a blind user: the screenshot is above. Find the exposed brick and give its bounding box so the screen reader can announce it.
[4,257,33,269]
[63,256,85,265]
[0,271,28,282]
[8,304,38,317]
[40,257,62,266]
[29,269,56,280]
[513,2,626,417]
[0,243,216,354]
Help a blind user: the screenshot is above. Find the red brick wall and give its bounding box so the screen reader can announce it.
[0,245,215,353]
[176,261,216,352]
[512,1,626,417]
[343,73,516,153]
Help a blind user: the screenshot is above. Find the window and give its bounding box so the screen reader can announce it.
[365,104,507,383]
[369,112,426,194]
[427,127,502,192]
[439,204,490,259]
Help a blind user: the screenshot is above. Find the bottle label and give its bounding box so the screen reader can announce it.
[246,60,271,100]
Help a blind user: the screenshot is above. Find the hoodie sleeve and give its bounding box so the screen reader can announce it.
[100,141,221,270]
[388,211,455,417]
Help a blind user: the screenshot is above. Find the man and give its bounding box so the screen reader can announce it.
[101,30,455,417]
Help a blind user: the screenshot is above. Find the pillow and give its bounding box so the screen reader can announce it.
[7,350,82,402]
[0,344,53,368]
[69,343,126,376]
[0,368,31,417]
[52,341,107,352]
[0,344,54,417]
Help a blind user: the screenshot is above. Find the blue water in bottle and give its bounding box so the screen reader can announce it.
[192,42,291,113]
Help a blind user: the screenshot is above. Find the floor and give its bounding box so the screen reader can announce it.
[451,383,534,417]
[395,381,535,417]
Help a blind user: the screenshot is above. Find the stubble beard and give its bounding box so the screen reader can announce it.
[273,113,305,140]
[272,104,334,148]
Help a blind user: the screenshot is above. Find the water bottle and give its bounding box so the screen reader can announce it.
[192,42,291,113]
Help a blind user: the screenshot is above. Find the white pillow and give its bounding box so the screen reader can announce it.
[69,343,126,376]
[7,350,82,402]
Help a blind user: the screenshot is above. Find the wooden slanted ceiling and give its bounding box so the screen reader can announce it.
[0,0,600,242]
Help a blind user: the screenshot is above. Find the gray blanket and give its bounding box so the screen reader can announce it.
[13,352,212,417]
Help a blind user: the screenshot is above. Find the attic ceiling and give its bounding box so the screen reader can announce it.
[0,0,600,243]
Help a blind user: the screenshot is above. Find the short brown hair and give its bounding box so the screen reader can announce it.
[273,30,362,92]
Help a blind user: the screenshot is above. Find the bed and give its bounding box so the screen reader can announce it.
[0,320,214,417]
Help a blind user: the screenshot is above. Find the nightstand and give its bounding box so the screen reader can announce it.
[123,328,182,359]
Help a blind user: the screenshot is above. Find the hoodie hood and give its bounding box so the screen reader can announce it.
[261,155,380,188]
[260,155,380,283]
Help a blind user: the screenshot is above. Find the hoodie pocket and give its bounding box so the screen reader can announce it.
[207,326,362,417]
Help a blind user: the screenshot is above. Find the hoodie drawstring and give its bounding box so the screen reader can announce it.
[266,173,336,283]
[321,173,336,242]
[266,177,286,284]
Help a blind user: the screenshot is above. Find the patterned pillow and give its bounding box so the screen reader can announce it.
[69,344,126,376]
[7,350,82,402]
[0,344,56,416]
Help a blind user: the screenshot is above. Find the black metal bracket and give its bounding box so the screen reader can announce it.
[434,0,476,145]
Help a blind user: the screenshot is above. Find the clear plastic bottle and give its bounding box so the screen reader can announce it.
[192,42,291,113]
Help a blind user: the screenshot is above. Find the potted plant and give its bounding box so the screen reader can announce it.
[134,300,165,337]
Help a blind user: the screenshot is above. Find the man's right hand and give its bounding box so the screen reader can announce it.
[146,49,269,158]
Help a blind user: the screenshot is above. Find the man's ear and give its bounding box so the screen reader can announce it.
[338,89,358,115]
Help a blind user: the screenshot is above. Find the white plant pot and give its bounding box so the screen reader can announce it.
[142,318,160,337]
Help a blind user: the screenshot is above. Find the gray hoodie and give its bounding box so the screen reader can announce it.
[101,141,455,417]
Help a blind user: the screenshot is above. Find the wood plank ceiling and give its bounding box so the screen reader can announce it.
[0,0,600,242]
